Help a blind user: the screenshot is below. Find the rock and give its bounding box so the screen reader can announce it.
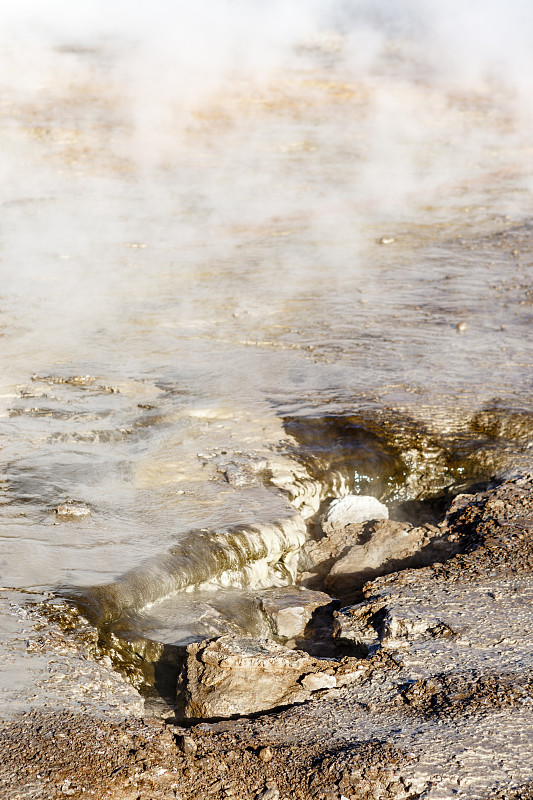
[298,524,366,589]
[332,604,382,654]
[258,587,333,639]
[220,462,261,488]
[258,746,273,762]
[256,788,279,800]
[299,514,453,598]
[177,735,197,756]
[54,502,91,518]
[179,636,340,718]
[300,672,336,691]
[325,520,455,600]
[322,495,388,535]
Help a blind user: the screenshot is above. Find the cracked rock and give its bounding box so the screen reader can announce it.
[179,635,341,718]
[325,520,456,600]
[258,586,334,639]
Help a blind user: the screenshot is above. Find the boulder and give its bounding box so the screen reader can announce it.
[296,495,390,591]
[258,587,333,639]
[325,520,455,599]
[298,523,366,589]
[179,635,339,718]
[322,495,388,535]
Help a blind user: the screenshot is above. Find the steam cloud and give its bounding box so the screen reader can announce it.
[1,1,532,376]
[1,0,533,591]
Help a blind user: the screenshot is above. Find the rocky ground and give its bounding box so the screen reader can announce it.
[2,474,533,799]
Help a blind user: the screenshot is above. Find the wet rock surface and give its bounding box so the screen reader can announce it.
[0,591,143,722]
[2,475,533,798]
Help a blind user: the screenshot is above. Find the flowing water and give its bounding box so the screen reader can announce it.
[2,4,533,703]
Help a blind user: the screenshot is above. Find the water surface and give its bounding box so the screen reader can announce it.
[2,19,533,671]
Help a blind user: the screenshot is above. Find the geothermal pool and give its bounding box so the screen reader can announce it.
[2,2,533,703]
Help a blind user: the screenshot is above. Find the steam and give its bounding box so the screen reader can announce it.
[3,2,533,129]
[2,2,532,179]
[1,0,533,595]
[1,0,533,378]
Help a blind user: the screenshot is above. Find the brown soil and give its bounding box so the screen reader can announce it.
[0,709,406,800]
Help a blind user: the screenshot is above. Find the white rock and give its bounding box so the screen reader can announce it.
[300,672,336,691]
[54,502,91,518]
[323,495,388,534]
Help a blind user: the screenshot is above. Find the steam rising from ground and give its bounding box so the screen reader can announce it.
[2,0,533,599]
[1,1,533,373]
[4,2,533,99]
[3,2,533,151]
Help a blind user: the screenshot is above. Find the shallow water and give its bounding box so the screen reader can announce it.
[2,19,533,681]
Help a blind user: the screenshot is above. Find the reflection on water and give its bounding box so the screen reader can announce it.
[2,14,533,682]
